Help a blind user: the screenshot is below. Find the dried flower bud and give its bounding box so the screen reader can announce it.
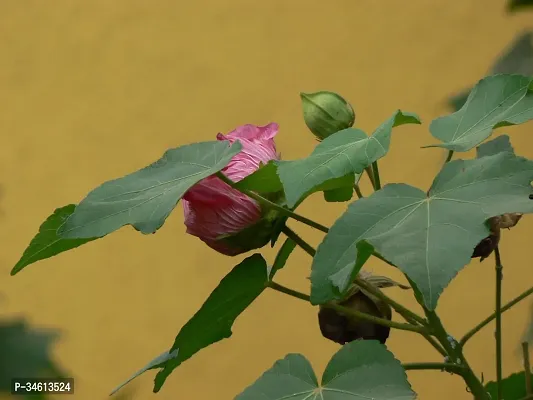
[300,91,355,141]
[471,213,522,261]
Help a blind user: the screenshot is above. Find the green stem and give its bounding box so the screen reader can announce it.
[495,247,503,400]
[365,166,376,190]
[267,281,310,302]
[445,150,454,163]
[267,281,426,334]
[216,172,329,233]
[461,285,533,346]
[403,362,465,374]
[354,184,364,198]
[354,277,426,326]
[371,161,381,190]
[424,309,489,400]
[281,226,316,257]
[523,342,532,395]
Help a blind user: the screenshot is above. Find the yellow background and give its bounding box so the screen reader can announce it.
[1,1,533,399]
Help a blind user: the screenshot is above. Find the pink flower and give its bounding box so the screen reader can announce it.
[182,123,281,255]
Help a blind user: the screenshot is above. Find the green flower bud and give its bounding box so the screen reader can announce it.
[300,91,355,141]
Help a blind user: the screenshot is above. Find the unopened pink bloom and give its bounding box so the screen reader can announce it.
[182,123,280,255]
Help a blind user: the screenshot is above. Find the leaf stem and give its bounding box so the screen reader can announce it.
[445,150,454,163]
[371,161,381,190]
[461,285,533,346]
[402,362,465,374]
[523,342,532,395]
[215,172,329,233]
[495,247,503,400]
[354,277,426,326]
[353,184,364,198]
[267,281,426,334]
[424,308,489,400]
[281,226,316,257]
[365,166,376,190]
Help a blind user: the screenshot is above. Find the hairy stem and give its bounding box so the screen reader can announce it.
[403,362,465,374]
[281,226,316,257]
[267,281,426,334]
[425,309,489,400]
[495,247,503,400]
[354,184,364,198]
[216,172,329,233]
[461,285,533,346]
[371,161,381,190]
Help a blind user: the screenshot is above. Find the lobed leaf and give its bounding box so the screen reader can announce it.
[312,151,533,309]
[59,141,242,239]
[236,340,416,399]
[276,110,421,207]
[430,74,533,151]
[476,134,514,158]
[11,205,97,275]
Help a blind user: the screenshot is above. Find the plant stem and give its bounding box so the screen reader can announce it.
[216,172,329,233]
[354,277,426,326]
[372,161,381,190]
[281,226,316,257]
[425,309,489,400]
[354,184,364,198]
[267,281,310,302]
[495,247,503,400]
[523,342,532,395]
[461,285,533,346]
[267,281,426,334]
[365,166,376,190]
[445,150,454,163]
[402,362,465,374]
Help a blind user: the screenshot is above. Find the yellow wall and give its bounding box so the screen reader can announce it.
[1,1,533,399]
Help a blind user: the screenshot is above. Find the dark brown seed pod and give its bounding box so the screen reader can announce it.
[318,285,392,345]
[471,213,522,261]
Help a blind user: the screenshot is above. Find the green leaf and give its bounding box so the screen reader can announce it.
[153,254,268,392]
[323,184,354,203]
[234,161,283,194]
[268,238,297,279]
[312,151,533,309]
[508,0,533,12]
[485,372,527,399]
[11,205,97,275]
[110,350,178,396]
[276,110,421,207]
[0,320,63,392]
[476,134,514,158]
[429,74,533,152]
[58,141,242,239]
[448,33,533,111]
[236,340,416,399]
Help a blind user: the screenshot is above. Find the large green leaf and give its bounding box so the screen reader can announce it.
[58,141,242,239]
[276,110,421,207]
[236,340,416,399]
[0,320,63,392]
[485,372,527,399]
[312,151,533,309]
[448,33,533,111]
[11,205,97,275]
[152,254,269,392]
[430,74,533,152]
